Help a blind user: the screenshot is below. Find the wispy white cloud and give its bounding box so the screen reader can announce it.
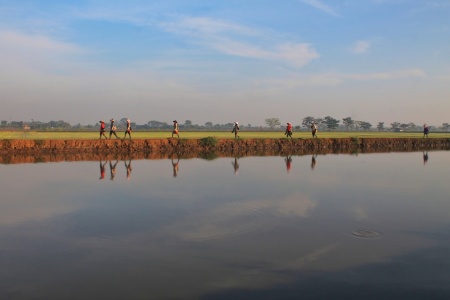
[350,40,371,54]
[160,17,319,68]
[160,16,258,36]
[0,30,80,53]
[301,0,340,17]
[258,68,426,88]
[0,30,84,74]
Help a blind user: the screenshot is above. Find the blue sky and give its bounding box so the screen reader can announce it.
[0,0,449,126]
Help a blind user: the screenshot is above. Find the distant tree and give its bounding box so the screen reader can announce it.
[148,120,169,128]
[184,120,193,129]
[315,118,324,129]
[119,118,128,128]
[360,121,372,131]
[342,117,354,131]
[302,116,315,129]
[11,121,24,128]
[399,123,409,131]
[323,116,340,130]
[442,123,449,133]
[390,122,401,130]
[205,122,213,127]
[377,122,384,131]
[265,118,281,130]
[353,120,362,130]
[409,123,419,131]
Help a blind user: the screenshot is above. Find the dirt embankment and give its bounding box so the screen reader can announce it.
[0,138,448,164]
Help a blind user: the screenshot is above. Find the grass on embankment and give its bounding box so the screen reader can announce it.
[0,131,448,140]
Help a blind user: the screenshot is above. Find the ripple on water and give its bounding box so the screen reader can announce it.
[352,230,380,238]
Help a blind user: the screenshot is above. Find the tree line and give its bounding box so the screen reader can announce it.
[1,117,449,132]
[265,117,450,132]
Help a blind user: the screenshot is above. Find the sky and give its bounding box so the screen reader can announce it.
[0,0,449,127]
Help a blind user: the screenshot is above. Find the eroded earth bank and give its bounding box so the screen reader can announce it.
[1,138,448,164]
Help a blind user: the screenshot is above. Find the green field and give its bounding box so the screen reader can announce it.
[0,130,447,140]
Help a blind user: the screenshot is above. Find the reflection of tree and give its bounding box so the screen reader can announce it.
[109,160,118,181]
[99,160,107,180]
[232,157,239,175]
[423,151,428,165]
[124,159,132,180]
[311,154,317,170]
[284,156,292,173]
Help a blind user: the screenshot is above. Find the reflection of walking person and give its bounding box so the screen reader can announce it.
[99,120,107,139]
[99,160,107,179]
[423,151,428,165]
[172,120,180,139]
[285,156,292,173]
[311,123,318,138]
[124,119,132,139]
[231,121,240,139]
[285,122,293,138]
[311,154,317,170]
[109,160,118,181]
[109,119,119,139]
[423,124,429,138]
[172,158,179,177]
[124,159,132,180]
[232,157,239,175]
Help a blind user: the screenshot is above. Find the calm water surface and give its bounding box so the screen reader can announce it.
[1,151,450,299]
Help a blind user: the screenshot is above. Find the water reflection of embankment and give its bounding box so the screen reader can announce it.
[1,148,447,165]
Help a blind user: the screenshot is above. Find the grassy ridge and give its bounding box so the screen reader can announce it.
[0,131,447,140]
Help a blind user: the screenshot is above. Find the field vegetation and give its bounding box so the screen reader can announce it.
[0,130,447,140]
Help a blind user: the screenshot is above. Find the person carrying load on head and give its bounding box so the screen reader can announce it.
[124,118,132,139]
[311,123,318,138]
[172,120,180,139]
[285,122,293,138]
[423,123,429,138]
[231,121,240,139]
[99,120,107,139]
[109,119,119,139]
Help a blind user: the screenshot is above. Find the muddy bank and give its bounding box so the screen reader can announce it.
[0,138,448,164]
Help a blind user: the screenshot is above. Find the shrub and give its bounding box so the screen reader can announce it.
[199,136,218,147]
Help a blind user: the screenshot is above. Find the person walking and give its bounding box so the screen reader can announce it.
[231,121,240,139]
[172,120,180,138]
[311,123,318,138]
[423,124,429,138]
[109,119,119,139]
[285,122,293,138]
[99,120,107,139]
[124,118,132,139]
